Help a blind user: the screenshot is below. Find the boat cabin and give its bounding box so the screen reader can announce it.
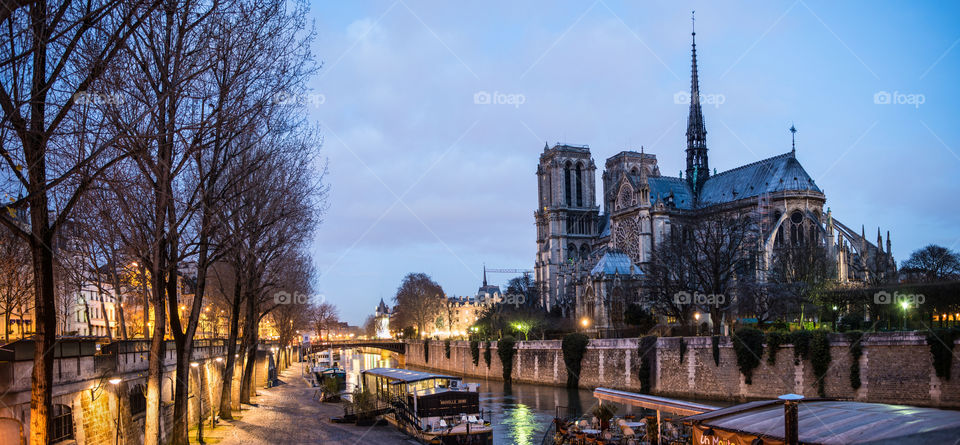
[361,368,485,434]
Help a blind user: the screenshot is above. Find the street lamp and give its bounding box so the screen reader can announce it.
[190,361,204,444]
[901,301,910,330]
[580,317,590,329]
[110,376,122,445]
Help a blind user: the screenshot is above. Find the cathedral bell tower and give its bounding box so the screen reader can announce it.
[685,12,709,196]
[534,143,599,312]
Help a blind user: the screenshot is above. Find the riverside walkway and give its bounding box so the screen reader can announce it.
[214,363,415,445]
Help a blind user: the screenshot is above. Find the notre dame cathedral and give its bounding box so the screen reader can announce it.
[533,24,896,333]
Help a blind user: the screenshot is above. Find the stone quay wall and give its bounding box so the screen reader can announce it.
[404,333,960,408]
[0,340,285,444]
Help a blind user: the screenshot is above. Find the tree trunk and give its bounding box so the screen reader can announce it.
[142,263,150,338]
[144,287,167,445]
[218,282,243,419]
[28,231,56,445]
[239,313,257,404]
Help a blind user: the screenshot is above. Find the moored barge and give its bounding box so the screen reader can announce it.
[361,368,493,445]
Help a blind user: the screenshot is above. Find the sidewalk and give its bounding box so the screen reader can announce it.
[212,363,415,445]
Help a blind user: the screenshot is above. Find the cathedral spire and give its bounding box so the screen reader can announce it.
[482,264,487,287]
[685,11,709,194]
[790,124,797,155]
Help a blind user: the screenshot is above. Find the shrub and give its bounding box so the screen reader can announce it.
[732,328,765,384]
[498,336,517,383]
[790,330,813,365]
[770,320,789,331]
[847,331,864,390]
[765,331,787,366]
[470,340,480,366]
[927,328,960,380]
[483,341,492,368]
[711,335,721,366]
[678,338,687,363]
[810,330,832,397]
[638,336,657,393]
[423,338,430,363]
[444,339,451,359]
[562,333,590,388]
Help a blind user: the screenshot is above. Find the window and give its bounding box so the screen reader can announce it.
[575,163,583,207]
[130,384,147,416]
[52,404,73,443]
[564,162,572,206]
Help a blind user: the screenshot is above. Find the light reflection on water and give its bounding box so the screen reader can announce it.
[338,349,596,445]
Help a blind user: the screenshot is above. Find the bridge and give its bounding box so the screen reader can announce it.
[309,339,406,355]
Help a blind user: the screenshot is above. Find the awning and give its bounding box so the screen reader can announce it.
[593,387,720,417]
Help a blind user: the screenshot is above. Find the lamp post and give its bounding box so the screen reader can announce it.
[109,375,122,445]
[901,301,910,331]
[190,361,205,444]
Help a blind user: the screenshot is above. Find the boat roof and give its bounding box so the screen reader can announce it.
[362,368,460,384]
[594,388,719,417]
[683,399,960,443]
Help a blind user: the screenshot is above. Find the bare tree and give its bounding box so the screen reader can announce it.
[0,2,158,441]
[0,227,33,341]
[313,302,340,342]
[392,273,446,338]
[902,244,960,282]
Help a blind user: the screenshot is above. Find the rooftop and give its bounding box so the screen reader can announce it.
[362,367,460,384]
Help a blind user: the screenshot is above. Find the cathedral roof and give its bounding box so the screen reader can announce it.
[697,152,822,206]
[590,251,641,276]
[376,298,390,314]
[648,176,696,210]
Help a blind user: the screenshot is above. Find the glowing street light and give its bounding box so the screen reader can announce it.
[580,317,590,329]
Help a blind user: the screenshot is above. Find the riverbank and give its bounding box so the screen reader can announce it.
[213,363,415,444]
[405,333,960,408]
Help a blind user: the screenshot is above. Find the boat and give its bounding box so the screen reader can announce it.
[361,368,493,445]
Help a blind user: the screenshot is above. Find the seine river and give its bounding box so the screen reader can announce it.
[337,348,599,445]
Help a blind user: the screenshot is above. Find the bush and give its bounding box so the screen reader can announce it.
[678,338,687,363]
[765,331,787,366]
[483,341,492,368]
[638,336,657,393]
[770,320,789,331]
[624,303,656,332]
[732,328,765,384]
[790,330,813,365]
[927,328,960,380]
[847,331,864,389]
[810,330,832,397]
[423,339,430,363]
[562,333,590,388]
[470,340,480,366]
[444,339,451,359]
[498,336,517,383]
[711,336,721,366]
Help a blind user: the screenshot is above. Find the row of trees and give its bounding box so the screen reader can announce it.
[0,1,324,443]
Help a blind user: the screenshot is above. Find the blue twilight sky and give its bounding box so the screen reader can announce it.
[305,0,960,325]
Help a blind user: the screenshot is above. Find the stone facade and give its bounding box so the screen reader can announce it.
[404,333,960,408]
[0,340,280,444]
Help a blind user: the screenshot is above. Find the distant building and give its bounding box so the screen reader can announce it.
[435,269,504,338]
[375,298,391,339]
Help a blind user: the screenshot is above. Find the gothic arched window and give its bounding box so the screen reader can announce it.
[790,211,804,246]
[576,162,583,207]
[567,243,577,262]
[564,162,572,206]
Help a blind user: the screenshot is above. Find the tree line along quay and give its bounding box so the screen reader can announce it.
[0,1,327,444]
